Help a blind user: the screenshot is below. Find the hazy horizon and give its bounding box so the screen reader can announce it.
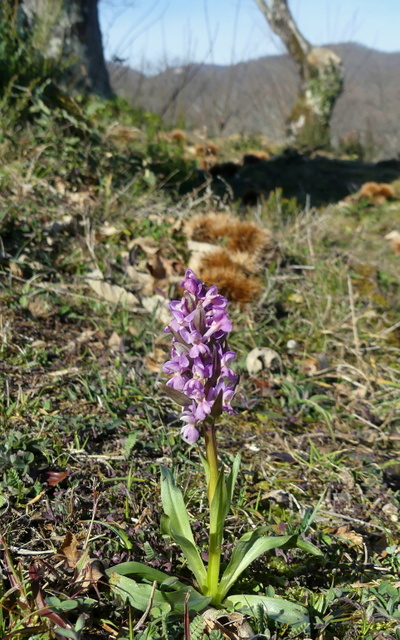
[107,41,399,76]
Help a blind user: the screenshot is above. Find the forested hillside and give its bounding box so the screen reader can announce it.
[109,44,400,157]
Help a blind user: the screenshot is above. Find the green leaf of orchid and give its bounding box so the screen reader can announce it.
[226,453,240,507]
[160,466,207,590]
[160,466,196,542]
[106,561,173,585]
[217,531,298,602]
[108,570,212,616]
[209,454,240,552]
[209,468,228,550]
[163,588,212,613]
[168,529,208,591]
[294,537,323,557]
[108,573,171,616]
[217,530,322,603]
[223,593,310,628]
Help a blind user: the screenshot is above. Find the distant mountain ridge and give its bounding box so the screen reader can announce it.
[108,43,400,157]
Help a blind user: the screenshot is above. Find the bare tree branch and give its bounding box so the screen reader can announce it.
[253,0,310,75]
[253,0,344,148]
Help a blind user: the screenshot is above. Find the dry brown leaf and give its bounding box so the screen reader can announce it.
[31,339,47,348]
[334,382,352,397]
[145,345,170,372]
[152,278,172,297]
[145,355,163,373]
[127,236,159,255]
[9,261,24,277]
[336,525,363,548]
[86,272,139,307]
[145,251,181,296]
[64,190,94,208]
[125,245,183,297]
[338,469,355,490]
[141,295,171,325]
[57,532,81,568]
[64,330,98,352]
[97,222,120,237]
[75,559,106,591]
[146,251,168,280]
[203,608,254,640]
[76,330,97,343]
[350,384,368,400]
[108,331,123,351]
[125,265,153,294]
[28,297,54,318]
[302,358,318,375]
[301,354,328,376]
[148,252,182,280]
[45,470,68,486]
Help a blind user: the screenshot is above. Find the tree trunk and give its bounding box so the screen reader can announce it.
[254,0,343,148]
[19,0,112,97]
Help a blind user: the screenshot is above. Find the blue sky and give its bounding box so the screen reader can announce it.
[99,0,400,71]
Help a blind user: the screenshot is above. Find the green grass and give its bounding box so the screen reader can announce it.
[0,90,399,640]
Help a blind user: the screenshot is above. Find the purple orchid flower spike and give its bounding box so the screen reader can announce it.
[163,269,238,444]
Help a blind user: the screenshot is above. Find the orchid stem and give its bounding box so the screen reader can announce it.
[204,420,221,601]
[204,420,218,503]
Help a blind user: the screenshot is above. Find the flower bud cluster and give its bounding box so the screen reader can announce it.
[163,269,238,443]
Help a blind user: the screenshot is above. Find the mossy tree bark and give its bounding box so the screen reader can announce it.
[18,0,112,97]
[253,0,343,149]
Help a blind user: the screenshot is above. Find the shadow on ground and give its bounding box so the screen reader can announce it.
[191,152,400,207]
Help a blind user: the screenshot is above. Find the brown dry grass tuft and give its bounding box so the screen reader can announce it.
[195,142,218,157]
[347,181,396,204]
[198,249,262,304]
[170,129,187,143]
[184,211,273,303]
[185,211,273,259]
